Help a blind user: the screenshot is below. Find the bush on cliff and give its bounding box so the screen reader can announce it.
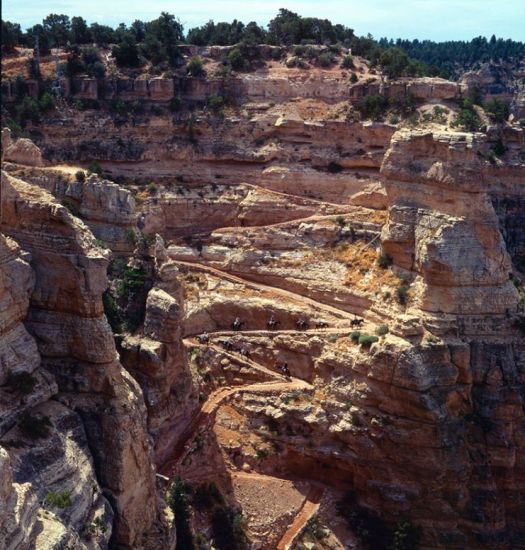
[168,477,195,550]
[112,33,142,68]
[452,98,481,132]
[187,56,205,77]
[358,334,379,347]
[357,94,390,121]
[227,47,250,71]
[14,95,40,125]
[19,412,52,439]
[6,370,37,395]
[45,491,72,509]
[485,98,510,123]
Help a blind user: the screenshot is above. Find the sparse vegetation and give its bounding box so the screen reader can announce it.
[377,252,393,269]
[19,412,52,439]
[341,54,354,69]
[87,161,102,175]
[6,370,37,394]
[75,170,86,183]
[168,477,194,550]
[375,324,389,336]
[396,280,411,305]
[358,334,379,347]
[303,515,328,540]
[207,95,225,115]
[187,56,205,77]
[484,98,510,123]
[45,490,72,508]
[103,289,123,333]
[451,98,481,132]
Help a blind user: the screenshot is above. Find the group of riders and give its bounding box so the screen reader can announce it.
[195,314,366,381]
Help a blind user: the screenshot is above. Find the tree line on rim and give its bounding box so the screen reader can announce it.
[2,9,524,79]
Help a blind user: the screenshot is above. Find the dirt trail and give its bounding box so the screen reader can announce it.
[185,339,290,382]
[212,211,380,234]
[276,485,324,550]
[172,259,359,321]
[160,378,311,477]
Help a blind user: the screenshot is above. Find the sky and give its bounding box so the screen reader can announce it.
[3,0,525,42]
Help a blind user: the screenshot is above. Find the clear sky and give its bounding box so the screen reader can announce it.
[3,0,525,41]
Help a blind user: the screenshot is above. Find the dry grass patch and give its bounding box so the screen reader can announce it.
[335,243,398,293]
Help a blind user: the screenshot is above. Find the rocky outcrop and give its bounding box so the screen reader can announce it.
[2,129,44,167]
[0,171,173,548]
[5,167,137,251]
[380,129,520,322]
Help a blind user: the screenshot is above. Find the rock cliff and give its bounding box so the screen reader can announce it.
[1,56,524,549]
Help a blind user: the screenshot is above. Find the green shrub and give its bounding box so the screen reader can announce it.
[39,92,55,112]
[147,182,158,195]
[293,45,306,56]
[186,116,196,143]
[75,170,86,183]
[95,238,110,249]
[350,331,361,343]
[357,94,390,121]
[375,324,389,336]
[46,491,72,508]
[358,334,379,346]
[169,96,182,112]
[491,138,507,157]
[350,72,358,84]
[15,95,40,124]
[87,161,102,175]
[318,52,334,67]
[335,215,346,227]
[396,282,410,305]
[341,55,354,69]
[452,99,481,132]
[187,56,205,77]
[391,520,423,550]
[304,515,328,540]
[74,98,100,111]
[116,265,147,299]
[485,98,509,123]
[103,290,123,333]
[376,252,393,268]
[207,95,225,114]
[6,370,37,394]
[227,47,249,71]
[125,228,138,245]
[168,477,194,549]
[19,412,51,439]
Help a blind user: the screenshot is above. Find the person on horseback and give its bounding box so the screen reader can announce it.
[267,315,280,330]
[232,317,243,331]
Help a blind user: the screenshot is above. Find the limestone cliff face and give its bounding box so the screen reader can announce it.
[0,172,173,549]
[380,129,520,320]
[1,63,524,549]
